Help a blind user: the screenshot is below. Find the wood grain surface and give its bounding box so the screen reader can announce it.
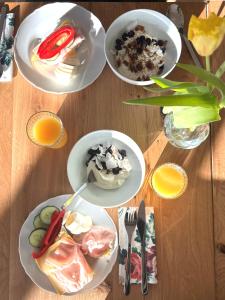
[209,2,225,300]
[0,2,224,300]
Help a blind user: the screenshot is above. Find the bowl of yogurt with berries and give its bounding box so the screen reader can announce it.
[105,9,181,85]
[67,130,145,207]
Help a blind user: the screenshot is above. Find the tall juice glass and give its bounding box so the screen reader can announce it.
[151,163,188,199]
[26,111,67,149]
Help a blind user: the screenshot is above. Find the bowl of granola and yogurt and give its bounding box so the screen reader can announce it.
[105,9,181,85]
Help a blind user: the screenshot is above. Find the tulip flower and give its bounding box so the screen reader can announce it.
[188,13,225,57]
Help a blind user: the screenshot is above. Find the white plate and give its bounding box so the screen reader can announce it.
[105,9,182,86]
[14,2,106,94]
[67,130,145,207]
[19,194,118,295]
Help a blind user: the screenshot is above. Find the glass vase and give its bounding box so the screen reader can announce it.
[163,113,210,149]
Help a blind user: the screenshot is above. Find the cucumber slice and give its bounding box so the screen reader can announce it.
[33,215,49,229]
[29,228,46,248]
[40,206,59,225]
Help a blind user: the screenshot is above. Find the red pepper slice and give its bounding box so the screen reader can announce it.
[37,26,76,60]
[43,209,65,246]
[32,209,65,259]
[32,244,49,259]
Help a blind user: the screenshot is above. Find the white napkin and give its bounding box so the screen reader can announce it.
[0,13,15,82]
[118,207,157,285]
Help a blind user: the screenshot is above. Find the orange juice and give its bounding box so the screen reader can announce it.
[27,112,67,148]
[33,117,62,145]
[151,163,188,199]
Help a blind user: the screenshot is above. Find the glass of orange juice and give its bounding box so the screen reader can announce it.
[151,163,188,199]
[26,111,67,149]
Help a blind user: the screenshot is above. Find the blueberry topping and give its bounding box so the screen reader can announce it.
[136,37,141,44]
[119,149,127,158]
[139,35,145,42]
[122,33,128,41]
[146,38,151,45]
[151,39,157,44]
[142,40,147,49]
[106,146,112,154]
[101,161,107,170]
[116,38,123,45]
[112,167,122,175]
[115,44,122,51]
[127,30,135,38]
[157,39,165,47]
[88,148,100,156]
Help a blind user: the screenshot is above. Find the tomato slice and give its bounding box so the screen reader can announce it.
[37,25,76,60]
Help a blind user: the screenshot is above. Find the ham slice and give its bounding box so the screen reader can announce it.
[35,233,93,294]
[81,226,115,258]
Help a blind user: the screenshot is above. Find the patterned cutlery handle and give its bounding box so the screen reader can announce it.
[141,240,148,295]
[124,242,131,295]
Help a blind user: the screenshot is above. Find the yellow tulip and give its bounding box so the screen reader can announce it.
[188,13,225,57]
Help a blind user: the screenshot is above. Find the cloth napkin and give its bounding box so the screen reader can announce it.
[118,207,157,285]
[0,13,15,82]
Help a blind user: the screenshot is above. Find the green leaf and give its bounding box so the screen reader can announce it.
[150,77,182,88]
[172,106,221,128]
[177,63,225,97]
[187,86,210,94]
[144,82,206,93]
[215,60,225,79]
[124,93,217,107]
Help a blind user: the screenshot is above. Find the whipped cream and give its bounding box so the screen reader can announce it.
[86,144,132,189]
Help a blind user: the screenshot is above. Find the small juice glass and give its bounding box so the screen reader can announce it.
[151,163,188,199]
[26,111,67,149]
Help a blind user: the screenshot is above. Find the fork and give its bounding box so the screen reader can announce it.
[124,208,137,295]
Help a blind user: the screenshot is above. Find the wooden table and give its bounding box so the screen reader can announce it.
[1,1,225,300]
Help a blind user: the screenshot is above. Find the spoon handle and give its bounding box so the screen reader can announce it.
[62,182,88,209]
[181,33,202,68]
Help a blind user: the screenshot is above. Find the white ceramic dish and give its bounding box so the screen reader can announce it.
[67,130,145,208]
[19,194,118,295]
[14,2,106,94]
[105,9,182,86]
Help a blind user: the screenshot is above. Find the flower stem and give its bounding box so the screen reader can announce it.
[205,56,211,89]
[206,56,210,72]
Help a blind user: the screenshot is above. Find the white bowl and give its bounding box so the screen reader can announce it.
[67,130,145,207]
[14,2,106,94]
[104,9,182,86]
[19,194,118,295]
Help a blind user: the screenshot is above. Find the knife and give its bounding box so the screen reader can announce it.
[167,4,202,68]
[137,200,148,295]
